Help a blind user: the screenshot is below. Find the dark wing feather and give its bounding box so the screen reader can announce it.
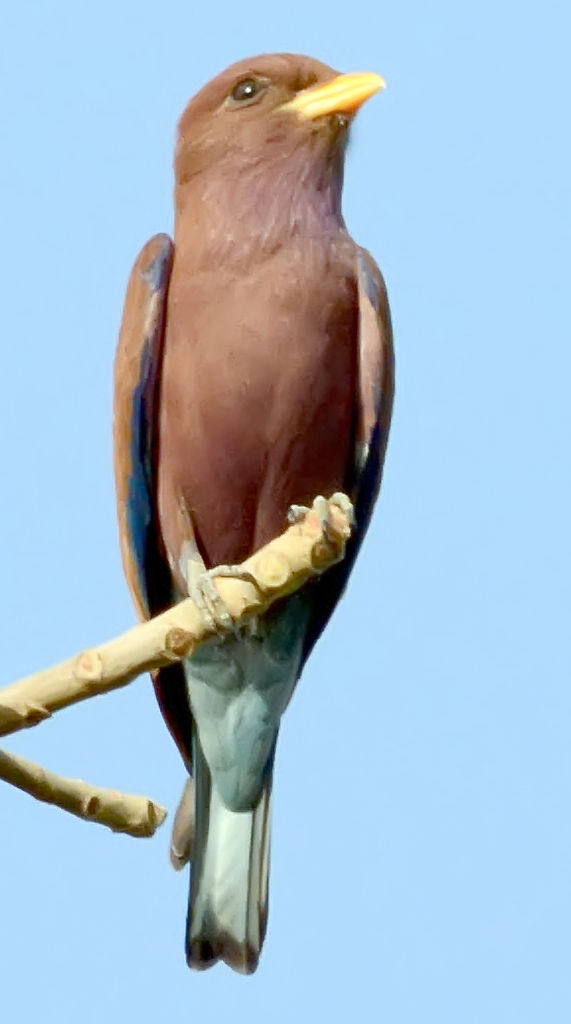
[113,233,193,770]
[301,247,395,662]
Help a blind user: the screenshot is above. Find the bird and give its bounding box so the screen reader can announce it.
[113,53,394,974]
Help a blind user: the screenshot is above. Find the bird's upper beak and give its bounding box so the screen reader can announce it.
[280,71,386,120]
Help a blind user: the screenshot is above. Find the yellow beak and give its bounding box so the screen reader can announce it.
[280,71,386,120]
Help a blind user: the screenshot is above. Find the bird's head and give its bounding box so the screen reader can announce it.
[176,53,384,191]
[174,54,385,248]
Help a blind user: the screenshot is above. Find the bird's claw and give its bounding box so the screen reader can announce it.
[188,562,258,638]
[312,495,340,544]
[188,567,232,636]
[287,504,309,524]
[287,493,355,542]
[329,492,356,526]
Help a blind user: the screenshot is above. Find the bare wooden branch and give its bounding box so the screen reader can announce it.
[0,497,352,739]
[0,497,353,836]
[0,748,167,837]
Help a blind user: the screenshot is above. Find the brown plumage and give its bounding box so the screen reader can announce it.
[160,56,359,578]
[114,53,393,973]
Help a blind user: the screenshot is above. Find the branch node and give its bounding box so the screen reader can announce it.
[22,703,52,728]
[74,650,104,684]
[164,627,194,659]
[253,551,291,591]
[310,537,342,570]
[85,795,102,817]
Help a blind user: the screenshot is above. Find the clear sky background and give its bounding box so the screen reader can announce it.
[1,1,569,1021]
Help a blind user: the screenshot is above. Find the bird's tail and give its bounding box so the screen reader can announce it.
[186,738,273,974]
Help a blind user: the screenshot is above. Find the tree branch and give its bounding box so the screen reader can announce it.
[0,748,167,837]
[0,496,352,835]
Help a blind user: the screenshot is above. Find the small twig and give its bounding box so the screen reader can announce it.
[0,748,166,837]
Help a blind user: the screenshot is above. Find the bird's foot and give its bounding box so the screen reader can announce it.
[187,560,258,637]
[287,504,310,525]
[328,492,356,525]
[287,493,355,542]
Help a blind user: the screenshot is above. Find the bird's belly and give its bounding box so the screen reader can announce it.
[158,261,358,571]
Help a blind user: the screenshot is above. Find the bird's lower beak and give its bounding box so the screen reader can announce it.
[280,71,386,120]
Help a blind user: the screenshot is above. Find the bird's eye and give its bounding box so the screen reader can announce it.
[229,78,266,105]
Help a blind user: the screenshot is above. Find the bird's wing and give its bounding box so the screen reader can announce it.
[301,246,395,661]
[114,233,194,769]
[352,247,395,533]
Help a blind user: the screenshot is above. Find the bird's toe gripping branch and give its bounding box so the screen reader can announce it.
[186,560,259,637]
[189,494,355,638]
[288,492,355,546]
[0,491,355,836]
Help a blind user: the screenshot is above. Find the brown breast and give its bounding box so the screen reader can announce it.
[157,236,358,586]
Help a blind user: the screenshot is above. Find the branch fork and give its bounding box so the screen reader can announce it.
[0,496,353,838]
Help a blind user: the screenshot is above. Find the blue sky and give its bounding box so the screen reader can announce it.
[1,1,569,1021]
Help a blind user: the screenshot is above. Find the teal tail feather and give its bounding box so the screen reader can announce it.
[186,738,273,974]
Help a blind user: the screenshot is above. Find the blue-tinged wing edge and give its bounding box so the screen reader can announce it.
[301,247,395,662]
[114,233,193,770]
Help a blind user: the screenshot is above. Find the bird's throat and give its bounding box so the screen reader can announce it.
[175,147,346,268]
